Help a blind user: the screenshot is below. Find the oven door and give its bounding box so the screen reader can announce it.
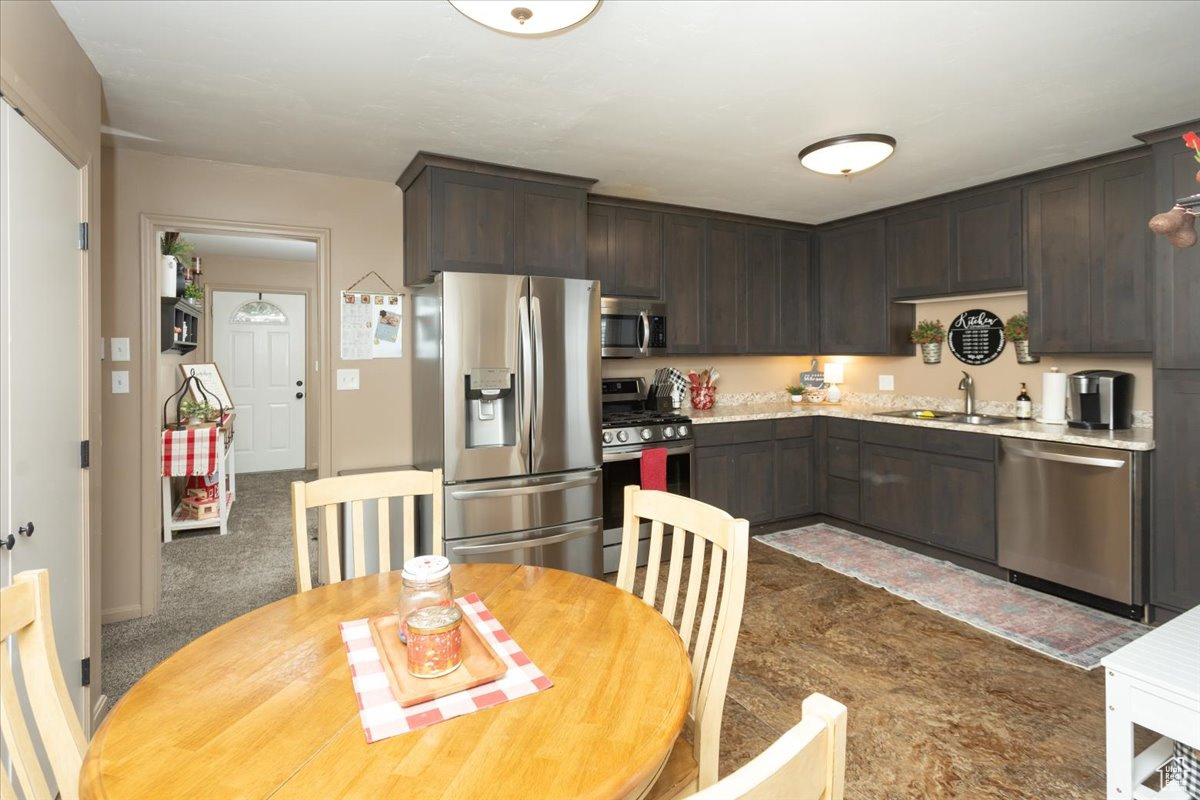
[600,444,693,573]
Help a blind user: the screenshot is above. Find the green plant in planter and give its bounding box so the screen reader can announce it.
[910,319,945,345]
[161,231,194,258]
[179,398,215,422]
[182,283,204,302]
[785,384,805,397]
[1004,311,1029,342]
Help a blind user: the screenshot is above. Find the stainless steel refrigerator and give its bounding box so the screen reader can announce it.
[412,272,603,577]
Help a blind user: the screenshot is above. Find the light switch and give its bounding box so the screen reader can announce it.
[112,371,130,394]
[111,337,131,362]
[878,374,895,391]
[337,369,360,391]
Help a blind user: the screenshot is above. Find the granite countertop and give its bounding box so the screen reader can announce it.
[687,401,1155,451]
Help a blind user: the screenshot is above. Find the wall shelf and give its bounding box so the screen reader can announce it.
[161,297,202,353]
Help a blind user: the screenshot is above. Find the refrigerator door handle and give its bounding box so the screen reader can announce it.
[449,472,599,500]
[448,521,597,554]
[637,310,650,355]
[532,294,545,455]
[517,293,533,458]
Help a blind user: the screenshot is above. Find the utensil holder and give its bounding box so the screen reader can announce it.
[690,386,715,410]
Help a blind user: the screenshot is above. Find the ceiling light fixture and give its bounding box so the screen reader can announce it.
[448,1,601,36]
[798,134,897,176]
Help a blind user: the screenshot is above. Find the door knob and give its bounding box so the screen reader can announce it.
[2,533,13,551]
[296,380,303,387]
[296,392,304,399]
[19,521,34,538]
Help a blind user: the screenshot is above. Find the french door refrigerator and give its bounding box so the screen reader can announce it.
[412,272,603,577]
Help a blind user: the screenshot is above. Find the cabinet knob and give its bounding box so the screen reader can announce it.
[19,521,34,538]
[2,533,14,551]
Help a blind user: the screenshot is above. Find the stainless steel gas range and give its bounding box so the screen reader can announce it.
[600,377,694,573]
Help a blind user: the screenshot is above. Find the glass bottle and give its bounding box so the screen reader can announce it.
[405,605,463,678]
[397,555,453,644]
[1016,382,1033,419]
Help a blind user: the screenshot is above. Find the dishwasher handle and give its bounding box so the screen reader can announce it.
[1004,444,1126,469]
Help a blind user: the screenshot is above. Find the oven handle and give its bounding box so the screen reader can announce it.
[448,522,596,554]
[603,445,695,463]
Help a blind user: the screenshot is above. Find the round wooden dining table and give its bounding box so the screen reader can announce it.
[80,564,691,800]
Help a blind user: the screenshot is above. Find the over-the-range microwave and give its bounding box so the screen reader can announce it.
[600,297,667,358]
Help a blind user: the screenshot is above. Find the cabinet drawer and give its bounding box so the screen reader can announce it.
[826,477,860,522]
[827,438,860,481]
[694,420,774,447]
[826,418,860,441]
[862,422,994,461]
[774,417,814,439]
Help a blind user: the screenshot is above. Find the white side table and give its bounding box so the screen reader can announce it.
[1103,605,1200,799]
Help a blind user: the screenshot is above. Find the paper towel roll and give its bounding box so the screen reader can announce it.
[1038,370,1068,425]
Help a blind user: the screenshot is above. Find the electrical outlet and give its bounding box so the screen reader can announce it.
[878,374,895,391]
[112,371,130,394]
[337,369,360,391]
[111,337,131,362]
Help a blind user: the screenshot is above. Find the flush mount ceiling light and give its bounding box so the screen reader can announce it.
[798,134,897,176]
[448,1,601,36]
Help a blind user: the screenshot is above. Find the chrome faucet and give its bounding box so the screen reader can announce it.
[958,371,975,415]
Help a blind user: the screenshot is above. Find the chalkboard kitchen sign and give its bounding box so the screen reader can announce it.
[948,309,1005,365]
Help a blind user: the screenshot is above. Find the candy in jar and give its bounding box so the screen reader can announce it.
[405,605,463,679]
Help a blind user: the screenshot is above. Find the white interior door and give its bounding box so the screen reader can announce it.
[0,100,87,756]
[212,291,306,472]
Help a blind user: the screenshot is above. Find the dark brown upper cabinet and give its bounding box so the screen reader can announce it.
[1147,127,1200,370]
[887,202,952,298]
[1026,154,1152,354]
[398,153,595,286]
[586,202,663,299]
[745,226,816,354]
[704,219,745,354]
[663,213,706,354]
[819,219,913,355]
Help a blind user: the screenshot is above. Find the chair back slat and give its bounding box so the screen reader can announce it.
[291,469,443,592]
[0,571,87,800]
[613,487,749,791]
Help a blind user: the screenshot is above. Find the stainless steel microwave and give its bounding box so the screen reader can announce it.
[600,297,667,358]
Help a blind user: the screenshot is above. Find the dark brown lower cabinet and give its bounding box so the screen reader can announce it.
[694,446,736,514]
[818,419,861,523]
[1151,370,1200,611]
[693,420,813,524]
[861,444,924,538]
[774,436,815,519]
[926,453,996,561]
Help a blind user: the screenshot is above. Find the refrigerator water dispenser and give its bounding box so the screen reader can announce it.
[465,368,515,449]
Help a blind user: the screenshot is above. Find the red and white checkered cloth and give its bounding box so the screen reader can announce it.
[161,426,220,477]
[339,592,553,743]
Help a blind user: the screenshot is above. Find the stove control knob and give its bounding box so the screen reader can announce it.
[602,431,613,444]
[677,425,689,438]
[640,428,653,441]
[663,426,675,439]
[616,430,629,443]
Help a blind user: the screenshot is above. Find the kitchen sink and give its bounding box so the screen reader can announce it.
[875,409,1014,426]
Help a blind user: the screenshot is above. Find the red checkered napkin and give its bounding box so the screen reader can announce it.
[161,426,220,477]
[339,592,553,743]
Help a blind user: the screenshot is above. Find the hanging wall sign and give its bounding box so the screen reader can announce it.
[948,308,1005,365]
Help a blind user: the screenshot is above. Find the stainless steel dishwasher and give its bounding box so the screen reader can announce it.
[997,438,1147,617]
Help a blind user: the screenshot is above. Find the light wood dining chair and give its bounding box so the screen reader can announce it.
[689,693,847,800]
[616,485,749,798]
[291,468,443,592]
[1,570,87,800]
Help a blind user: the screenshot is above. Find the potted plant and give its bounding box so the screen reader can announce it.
[160,232,194,299]
[182,283,204,304]
[1004,311,1039,363]
[179,398,215,426]
[785,384,805,404]
[911,319,945,364]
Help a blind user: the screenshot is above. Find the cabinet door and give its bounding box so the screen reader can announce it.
[704,220,744,354]
[663,214,706,354]
[1153,139,1200,369]
[1152,370,1200,610]
[586,204,615,289]
[887,203,950,299]
[744,225,781,353]
[613,207,663,298]
[694,446,734,512]
[1025,172,1091,353]
[1089,157,1153,353]
[779,230,816,354]
[431,169,515,274]
[515,180,586,279]
[774,436,814,519]
[926,453,996,561]
[732,441,774,523]
[952,187,1023,293]
[860,444,926,538]
[819,219,907,355]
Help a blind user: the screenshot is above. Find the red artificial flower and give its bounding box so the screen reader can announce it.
[1184,131,1200,150]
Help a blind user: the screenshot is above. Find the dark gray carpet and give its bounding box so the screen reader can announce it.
[101,469,318,705]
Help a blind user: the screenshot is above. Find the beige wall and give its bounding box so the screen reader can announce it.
[101,147,406,620]
[606,294,1153,411]
[0,0,104,723]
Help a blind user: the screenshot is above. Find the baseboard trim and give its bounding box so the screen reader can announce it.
[102,604,142,624]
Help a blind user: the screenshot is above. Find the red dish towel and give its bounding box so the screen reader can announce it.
[161,426,220,477]
[640,447,668,492]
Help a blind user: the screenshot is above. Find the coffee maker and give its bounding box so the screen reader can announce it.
[1068,370,1133,430]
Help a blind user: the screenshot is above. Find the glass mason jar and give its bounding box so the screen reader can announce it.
[405,604,464,679]
[397,555,453,644]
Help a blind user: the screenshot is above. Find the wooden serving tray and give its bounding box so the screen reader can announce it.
[368,610,507,708]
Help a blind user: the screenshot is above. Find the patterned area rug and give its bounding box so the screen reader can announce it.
[757,524,1150,670]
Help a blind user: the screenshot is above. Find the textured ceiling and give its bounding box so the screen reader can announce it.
[54,0,1200,223]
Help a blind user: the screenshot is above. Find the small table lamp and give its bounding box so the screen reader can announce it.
[824,362,844,404]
